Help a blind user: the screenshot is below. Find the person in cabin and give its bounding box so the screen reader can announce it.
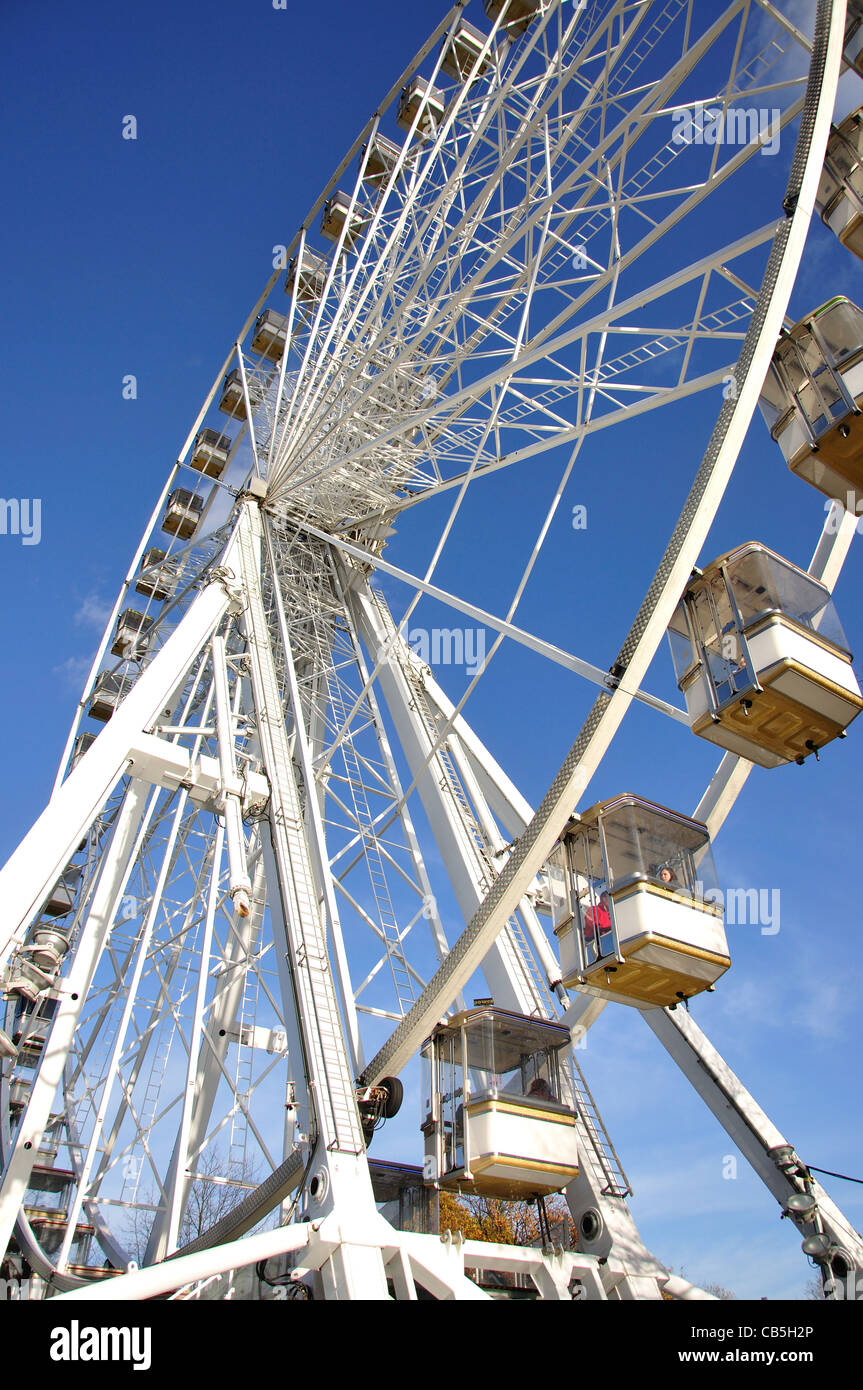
[658,866,677,887]
[583,890,612,943]
[527,1076,555,1102]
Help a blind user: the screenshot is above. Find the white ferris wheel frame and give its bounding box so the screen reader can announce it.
[0,0,860,1301]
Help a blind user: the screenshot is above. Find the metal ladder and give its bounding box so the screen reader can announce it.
[567,1055,631,1199]
[228,925,262,1175]
[371,590,553,1016]
[240,510,364,1155]
[325,670,417,1015]
[449,0,692,376]
[541,11,797,288]
[119,1019,175,1205]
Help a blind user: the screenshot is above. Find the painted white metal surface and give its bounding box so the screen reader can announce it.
[0,0,858,1300]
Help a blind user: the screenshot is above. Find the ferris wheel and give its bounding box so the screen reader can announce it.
[2,0,863,1302]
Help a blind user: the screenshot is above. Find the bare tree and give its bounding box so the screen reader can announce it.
[180,1147,262,1247]
[121,1147,263,1263]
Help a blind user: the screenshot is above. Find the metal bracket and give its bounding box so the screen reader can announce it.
[211,567,247,615]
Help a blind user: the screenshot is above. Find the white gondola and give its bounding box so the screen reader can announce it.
[668,542,863,767]
[362,133,404,184]
[110,608,153,660]
[43,867,82,919]
[816,108,863,261]
[441,19,493,81]
[759,296,863,507]
[70,731,97,766]
[24,1211,94,1264]
[320,191,368,246]
[24,1160,73,1191]
[161,487,203,540]
[845,0,863,76]
[251,308,289,361]
[88,671,127,723]
[421,1007,580,1198]
[483,0,541,38]
[218,368,263,419]
[135,547,173,602]
[9,1079,31,1110]
[548,796,730,1009]
[284,247,329,302]
[190,427,232,478]
[396,78,445,138]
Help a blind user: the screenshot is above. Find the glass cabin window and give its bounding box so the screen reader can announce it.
[813,298,863,361]
[725,549,851,653]
[773,342,844,439]
[762,299,863,438]
[690,577,751,705]
[759,362,792,435]
[546,842,572,930]
[566,825,613,958]
[421,1039,433,1132]
[436,1030,463,1172]
[668,603,697,684]
[824,121,861,186]
[600,802,719,902]
[461,1013,566,1105]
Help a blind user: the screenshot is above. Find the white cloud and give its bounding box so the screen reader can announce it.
[74,594,112,629]
[52,655,93,692]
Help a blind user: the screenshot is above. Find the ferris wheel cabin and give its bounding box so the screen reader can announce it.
[362,133,404,185]
[71,731,96,767]
[483,0,542,38]
[284,247,329,303]
[110,609,153,660]
[320,191,369,247]
[759,297,863,508]
[251,309,289,362]
[668,543,862,767]
[548,797,729,1009]
[161,487,204,540]
[190,428,232,479]
[43,866,82,920]
[7,874,79,1001]
[87,672,130,723]
[218,369,264,421]
[421,1008,579,1198]
[442,19,493,81]
[397,78,445,138]
[845,0,863,75]
[135,548,173,602]
[815,108,863,261]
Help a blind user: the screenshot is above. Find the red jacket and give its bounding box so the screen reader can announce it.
[584,902,611,941]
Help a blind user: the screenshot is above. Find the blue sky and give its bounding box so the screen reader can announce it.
[1,0,862,1299]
